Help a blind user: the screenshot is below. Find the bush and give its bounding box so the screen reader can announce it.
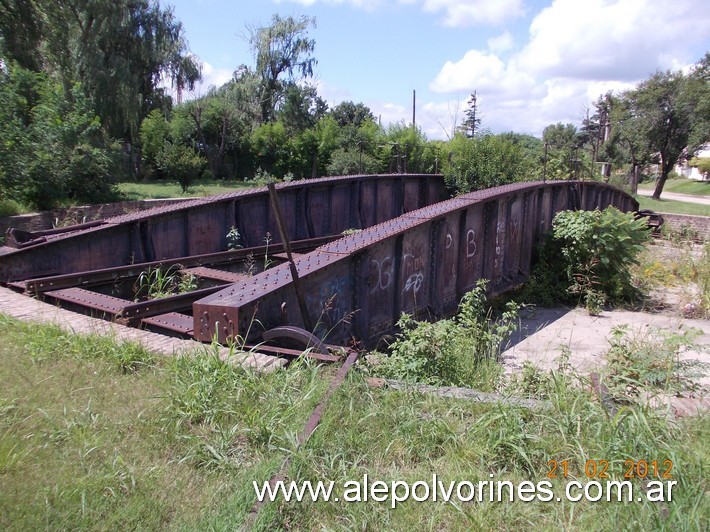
[158,143,206,193]
[0,63,123,209]
[0,198,25,217]
[552,207,650,305]
[604,325,708,401]
[326,147,380,176]
[689,157,710,179]
[443,133,532,194]
[368,280,518,389]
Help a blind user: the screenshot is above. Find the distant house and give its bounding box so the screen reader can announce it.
[675,143,710,180]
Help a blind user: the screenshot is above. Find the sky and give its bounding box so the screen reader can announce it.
[165,0,710,140]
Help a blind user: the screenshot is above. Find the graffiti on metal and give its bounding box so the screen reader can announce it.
[0,175,638,352]
[194,180,638,347]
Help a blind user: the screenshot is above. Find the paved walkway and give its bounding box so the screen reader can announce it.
[637,188,710,207]
[501,306,710,416]
[0,287,285,371]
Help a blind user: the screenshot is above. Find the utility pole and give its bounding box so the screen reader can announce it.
[412,89,416,131]
[543,142,548,182]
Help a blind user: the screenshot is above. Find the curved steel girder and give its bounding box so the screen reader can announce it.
[194,180,639,347]
[262,326,330,355]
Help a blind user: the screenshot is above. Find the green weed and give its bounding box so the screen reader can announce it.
[367,280,517,389]
[134,265,197,300]
[226,225,242,250]
[553,207,650,305]
[603,325,708,401]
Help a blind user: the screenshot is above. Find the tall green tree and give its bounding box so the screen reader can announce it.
[625,72,684,199]
[0,0,200,143]
[248,14,317,124]
[685,53,710,159]
[278,84,327,134]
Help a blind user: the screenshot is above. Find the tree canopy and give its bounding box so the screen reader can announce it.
[1,7,708,210]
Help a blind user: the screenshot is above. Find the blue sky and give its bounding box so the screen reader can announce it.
[166,0,710,139]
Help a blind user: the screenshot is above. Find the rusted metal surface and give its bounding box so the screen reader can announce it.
[22,235,337,294]
[634,209,665,233]
[194,180,638,347]
[141,312,195,336]
[262,325,330,356]
[268,183,314,332]
[1,176,638,358]
[183,267,248,284]
[44,287,130,316]
[1,174,446,282]
[120,285,223,322]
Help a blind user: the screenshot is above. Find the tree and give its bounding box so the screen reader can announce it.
[0,0,44,71]
[248,14,317,123]
[0,0,201,143]
[580,94,615,181]
[378,121,434,174]
[542,123,585,180]
[139,109,170,178]
[443,133,530,194]
[278,84,327,134]
[622,69,702,199]
[329,101,375,128]
[685,53,710,158]
[184,91,243,179]
[250,121,289,177]
[158,142,206,193]
[461,91,482,138]
[0,62,122,208]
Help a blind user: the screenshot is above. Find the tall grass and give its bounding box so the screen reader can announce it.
[0,313,707,530]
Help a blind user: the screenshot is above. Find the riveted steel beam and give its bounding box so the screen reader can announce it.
[194,181,638,347]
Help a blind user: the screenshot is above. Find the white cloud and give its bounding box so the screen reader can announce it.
[159,61,233,102]
[425,0,710,136]
[275,0,525,25]
[430,50,505,92]
[274,0,394,11]
[421,0,525,26]
[175,62,232,101]
[518,0,710,80]
[429,50,537,98]
[488,31,514,53]
[201,62,234,90]
[368,100,409,126]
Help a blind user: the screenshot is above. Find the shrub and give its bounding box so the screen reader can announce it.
[688,157,710,179]
[0,198,24,217]
[604,325,708,401]
[552,207,650,305]
[0,64,123,209]
[158,142,206,193]
[368,280,518,389]
[442,133,532,194]
[326,147,380,176]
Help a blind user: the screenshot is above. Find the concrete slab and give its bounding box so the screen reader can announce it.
[501,307,710,389]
